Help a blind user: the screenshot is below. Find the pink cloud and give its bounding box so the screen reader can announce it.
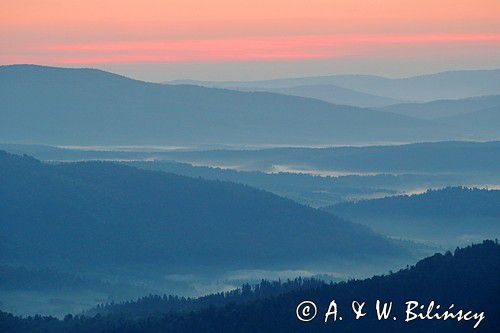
[30,33,500,64]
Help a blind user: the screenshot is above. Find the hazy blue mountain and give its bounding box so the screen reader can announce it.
[170,69,500,101]
[3,241,498,332]
[0,65,452,146]
[379,96,500,139]
[211,84,403,107]
[168,75,393,90]
[158,141,500,174]
[323,187,500,244]
[380,95,500,119]
[437,105,500,138]
[0,151,405,271]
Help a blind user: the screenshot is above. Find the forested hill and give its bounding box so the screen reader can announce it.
[324,187,500,219]
[1,241,498,332]
[0,150,403,270]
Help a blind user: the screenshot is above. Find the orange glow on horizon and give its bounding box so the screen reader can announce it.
[34,34,500,64]
[1,0,500,66]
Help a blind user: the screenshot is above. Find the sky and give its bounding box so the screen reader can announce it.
[2,0,500,81]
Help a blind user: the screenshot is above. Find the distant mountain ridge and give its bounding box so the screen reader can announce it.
[0,64,455,146]
[438,105,500,138]
[380,95,500,119]
[242,84,402,107]
[380,95,500,139]
[169,69,500,102]
[174,83,404,108]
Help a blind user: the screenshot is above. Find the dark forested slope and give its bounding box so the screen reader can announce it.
[0,151,403,270]
[1,241,498,332]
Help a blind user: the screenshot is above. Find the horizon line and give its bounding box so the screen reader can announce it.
[2,63,500,84]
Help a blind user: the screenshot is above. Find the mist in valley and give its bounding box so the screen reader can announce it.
[1,66,500,332]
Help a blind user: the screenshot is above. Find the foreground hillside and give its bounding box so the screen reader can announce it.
[324,187,500,244]
[0,65,452,145]
[1,241,498,332]
[0,151,404,271]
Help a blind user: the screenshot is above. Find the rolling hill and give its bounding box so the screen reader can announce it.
[0,150,405,271]
[0,65,454,146]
